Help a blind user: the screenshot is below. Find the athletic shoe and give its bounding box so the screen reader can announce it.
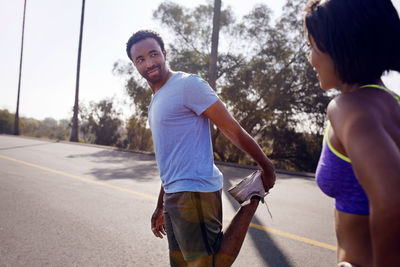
[228,170,268,206]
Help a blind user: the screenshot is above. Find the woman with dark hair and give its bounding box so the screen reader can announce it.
[304,0,400,266]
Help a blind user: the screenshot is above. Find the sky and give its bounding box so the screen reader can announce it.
[1,0,400,121]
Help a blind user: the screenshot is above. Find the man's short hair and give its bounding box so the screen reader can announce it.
[304,0,400,84]
[126,30,165,61]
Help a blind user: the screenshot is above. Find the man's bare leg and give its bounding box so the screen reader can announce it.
[214,198,259,266]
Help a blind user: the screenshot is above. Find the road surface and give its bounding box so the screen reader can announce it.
[0,135,336,266]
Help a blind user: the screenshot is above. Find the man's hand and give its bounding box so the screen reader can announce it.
[151,207,166,239]
[260,163,276,192]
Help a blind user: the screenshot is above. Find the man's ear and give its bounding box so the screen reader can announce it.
[163,50,167,59]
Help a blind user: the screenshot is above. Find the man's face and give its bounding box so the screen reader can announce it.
[129,38,167,85]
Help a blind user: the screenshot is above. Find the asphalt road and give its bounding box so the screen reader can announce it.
[0,135,337,266]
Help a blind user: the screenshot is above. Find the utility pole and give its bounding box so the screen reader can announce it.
[70,0,86,142]
[14,0,27,135]
[208,0,221,90]
[208,0,221,150]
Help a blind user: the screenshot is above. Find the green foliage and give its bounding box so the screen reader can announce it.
[78,99,122,146]
[0,109,69,140]
[269,125,323,171]
[20,117,69,140]
[114,0,338,171]
[112,63,154,151]
[112,62,152,119]
[0,109,14,134]
[125,115,153,152]
[153,1,236,79]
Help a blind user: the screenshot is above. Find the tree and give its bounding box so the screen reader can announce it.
[76,102,95,143]
[17,117,68,140]
[125,115,153,152]
[1,109,69,140]
[113,0,335,171]
[0,109,14,134]
[79,99,122,146]
[112,61,153,151]
[43,117,57,127]
[152,1,236,79]
[215,1,333,169]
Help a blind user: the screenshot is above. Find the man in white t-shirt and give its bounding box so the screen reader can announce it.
[126,30,275,266]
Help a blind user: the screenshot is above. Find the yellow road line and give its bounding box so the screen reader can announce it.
[224,216,336,251]
[0,154,336,251]
[0,154,156,201]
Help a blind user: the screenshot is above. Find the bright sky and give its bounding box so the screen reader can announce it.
[1,0,400,121]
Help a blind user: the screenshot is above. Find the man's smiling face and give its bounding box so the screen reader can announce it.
[130,37,168,85]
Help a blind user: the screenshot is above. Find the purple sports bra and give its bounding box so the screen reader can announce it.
[315,84,400,215]
[315,124,370,215]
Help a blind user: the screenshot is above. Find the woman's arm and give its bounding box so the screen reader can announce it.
[329,95,400,266]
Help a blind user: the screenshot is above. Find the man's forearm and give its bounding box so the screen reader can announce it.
[226,127,274,171]
[202,99,274,173]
